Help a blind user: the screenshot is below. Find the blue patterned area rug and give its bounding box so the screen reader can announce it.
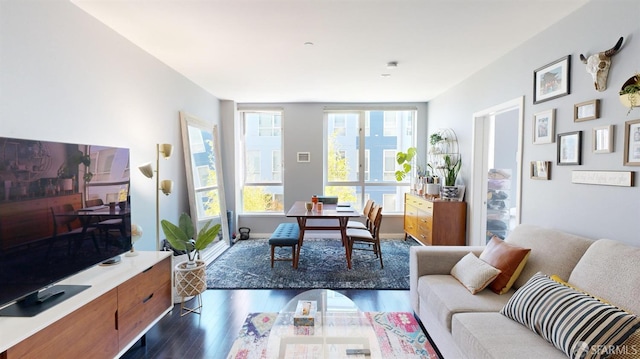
[206,237,420,289]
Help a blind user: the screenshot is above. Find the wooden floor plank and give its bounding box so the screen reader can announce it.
[121,289,415,358]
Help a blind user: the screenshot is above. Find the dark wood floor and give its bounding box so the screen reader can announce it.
[121,289,426,359]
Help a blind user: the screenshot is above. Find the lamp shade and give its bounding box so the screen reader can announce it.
[160,180,173,195]
[138,163,154,178]
[159,143,173,159]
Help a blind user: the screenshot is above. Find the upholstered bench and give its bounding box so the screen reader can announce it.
[269,223,300,268]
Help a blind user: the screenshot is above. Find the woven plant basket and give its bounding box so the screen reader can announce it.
[174,260,206,297]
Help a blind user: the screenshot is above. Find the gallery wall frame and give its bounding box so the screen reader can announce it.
[574,99,600,122]
[623,119,640,166]
[530,161,551,180]
[557,131,582,165]
[533,109,555,144]
[592,125,613,154]
[533,55,571,104]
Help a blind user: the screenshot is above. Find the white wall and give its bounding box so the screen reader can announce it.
[428,1,640,245]
[0,1,220,250]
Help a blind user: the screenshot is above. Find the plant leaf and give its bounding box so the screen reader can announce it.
[160,220,190,251]
[178,212,195,239]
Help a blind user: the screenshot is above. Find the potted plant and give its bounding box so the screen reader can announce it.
[161,213,221,305]
[395,147,417,181]
[620,74,640,114]
[429,133,444,154]
[440,155,462,200]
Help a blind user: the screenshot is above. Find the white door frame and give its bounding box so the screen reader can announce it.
[469,96,524,246]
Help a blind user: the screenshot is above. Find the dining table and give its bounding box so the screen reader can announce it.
[285,201,361,269]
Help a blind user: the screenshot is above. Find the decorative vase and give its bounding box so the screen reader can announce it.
[426,183,440,198]
[174,260,206,298]
[441,186,459,200]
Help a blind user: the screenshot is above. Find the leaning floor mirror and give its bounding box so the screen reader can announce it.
[179,111,230,264]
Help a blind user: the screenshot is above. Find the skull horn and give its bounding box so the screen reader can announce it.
[580,54,588,64]
[604,37,624,57]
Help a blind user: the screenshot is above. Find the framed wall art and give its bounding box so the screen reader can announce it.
[623,119,640,166]
[557,131,582,165]
[533,55,571,104]
[533,109,555,144]
[574,99,600,122]
[530,161,551,180]
[592,125,613,154]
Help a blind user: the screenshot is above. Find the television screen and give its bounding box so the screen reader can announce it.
[0,136,131,316]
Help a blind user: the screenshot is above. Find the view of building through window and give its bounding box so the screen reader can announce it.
[241,111,284,213]
[325,109,416,213]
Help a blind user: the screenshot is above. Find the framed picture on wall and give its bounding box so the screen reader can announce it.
[533,55,571,104]
[530,161,551,180]
[592,125,613,154]
[557,131,582,165]
[623,119,640,166]
[574,99,600,122]
[533,109,555,144]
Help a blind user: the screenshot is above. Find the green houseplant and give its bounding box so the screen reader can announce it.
[442,155,462,187]
[161,212,221,267]
[395,147,417,181]
[620,74,640,114]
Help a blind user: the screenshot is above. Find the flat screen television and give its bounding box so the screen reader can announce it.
[0,136,131,316]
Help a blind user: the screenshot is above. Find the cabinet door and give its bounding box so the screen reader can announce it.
[7,289,118,359]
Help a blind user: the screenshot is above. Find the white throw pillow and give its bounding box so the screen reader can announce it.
[450,252,501,294]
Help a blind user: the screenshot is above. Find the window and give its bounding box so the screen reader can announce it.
[241,110,284,213]
[324,109,416,213]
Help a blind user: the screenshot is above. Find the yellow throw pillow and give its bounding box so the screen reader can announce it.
[479,236,531,294]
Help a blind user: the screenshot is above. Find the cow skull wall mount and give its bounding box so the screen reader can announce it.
[580,37,624,92]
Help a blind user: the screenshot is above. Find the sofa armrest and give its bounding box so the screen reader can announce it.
[410,246,484,315]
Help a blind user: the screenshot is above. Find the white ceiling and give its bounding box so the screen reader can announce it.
[72,0,588,103]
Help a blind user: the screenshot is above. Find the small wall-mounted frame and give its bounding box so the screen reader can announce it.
[571,171,634,187]
[593,125,613,154]
[533,109,555,144]
[297,152,311,162]
[530,161,551,180]
[533,55,571,104]
[557,131,582,165]
[574,99,600,122]
[623,119,640,166]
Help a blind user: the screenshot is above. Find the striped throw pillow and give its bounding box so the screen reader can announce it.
[500,272,640,359]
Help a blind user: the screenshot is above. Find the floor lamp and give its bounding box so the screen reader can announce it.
[139,143,173,250]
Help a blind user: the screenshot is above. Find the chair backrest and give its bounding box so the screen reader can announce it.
[362,199,375,229]
[50,204,79,234]
[369,205,383,238]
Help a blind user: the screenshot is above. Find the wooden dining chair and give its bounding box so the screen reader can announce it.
[347,205,383,268]
[347,199,374,230]
[49,204,99,256]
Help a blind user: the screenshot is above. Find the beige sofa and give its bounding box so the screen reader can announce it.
[410,224,640,359]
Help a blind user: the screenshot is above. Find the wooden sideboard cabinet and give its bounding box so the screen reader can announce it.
[404,193,467,246]
[1,252,172,359]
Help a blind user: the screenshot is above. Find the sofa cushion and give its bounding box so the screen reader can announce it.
[418,275,513,332]
[500,273,640,359]
[452,312,566,359]
[568,239,640,315]
[450,252,501,294]
[504,224,594,289]
[480,236,531,294]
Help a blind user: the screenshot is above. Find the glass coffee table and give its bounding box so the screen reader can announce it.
[266,289,382,358]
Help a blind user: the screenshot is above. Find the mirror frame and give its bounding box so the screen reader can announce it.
[179,111,230,258]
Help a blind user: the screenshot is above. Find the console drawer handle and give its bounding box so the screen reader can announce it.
[142,293,154,304]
